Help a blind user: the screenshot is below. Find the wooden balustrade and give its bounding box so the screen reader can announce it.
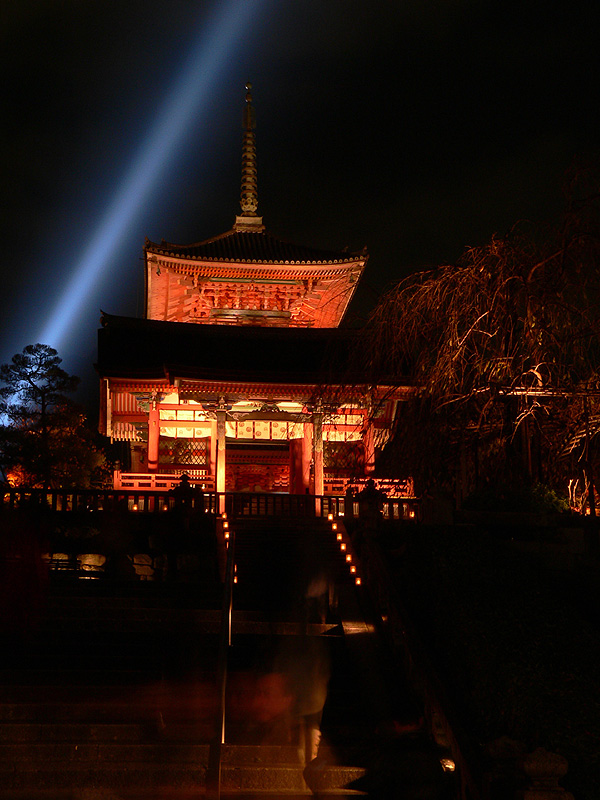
[1,487,419,520]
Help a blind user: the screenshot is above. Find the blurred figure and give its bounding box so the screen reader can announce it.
[274,635,331,763]
[250,671,296,745]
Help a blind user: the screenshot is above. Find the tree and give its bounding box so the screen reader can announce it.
[0,344,108,489]
[360,166,600,509]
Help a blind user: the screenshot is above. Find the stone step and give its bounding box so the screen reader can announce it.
[25,617,339,637]
[0,752,366,794]
[0,723,148,742]
[0,669,166,686]
[0,791,365,799]
[0,741,211,763]
[0,765,366,795]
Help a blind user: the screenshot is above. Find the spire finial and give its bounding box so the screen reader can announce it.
[235,82,264,231]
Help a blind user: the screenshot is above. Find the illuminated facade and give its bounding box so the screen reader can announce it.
[97,87,408,496]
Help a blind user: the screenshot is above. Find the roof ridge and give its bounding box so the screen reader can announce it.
[146,227,367,263]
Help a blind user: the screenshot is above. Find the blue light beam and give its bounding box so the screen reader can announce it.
[38,0,264,350]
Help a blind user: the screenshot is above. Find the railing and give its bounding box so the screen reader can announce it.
[114,471,215,492]
[207,520,235,800]
[324,475,416,498]
[0,488,215,514]
[116,472,413,501]
[1,488,419,520]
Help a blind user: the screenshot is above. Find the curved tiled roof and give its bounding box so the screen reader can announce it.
[97,314,410,391]
[145,229,365,266]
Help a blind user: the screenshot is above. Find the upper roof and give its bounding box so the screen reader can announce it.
[145,228,365,266]
[143,86,367,330]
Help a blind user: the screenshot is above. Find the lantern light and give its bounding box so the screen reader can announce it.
[327,513,334,521]
[350,565,356,573]
[336,532,343,541]
[346,554,352,562]
[332,522,338,531]
[340,542,346,551]
[355,577,362,586]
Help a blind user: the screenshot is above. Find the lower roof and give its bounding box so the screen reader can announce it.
[96,313,379,387]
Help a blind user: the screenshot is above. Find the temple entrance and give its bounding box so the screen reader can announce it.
[225,443,290,492]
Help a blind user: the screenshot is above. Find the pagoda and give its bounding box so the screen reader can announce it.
[97,86,408,497]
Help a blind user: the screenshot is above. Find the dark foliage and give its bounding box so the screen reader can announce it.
[361,164,600,504]
[0,344,108,488]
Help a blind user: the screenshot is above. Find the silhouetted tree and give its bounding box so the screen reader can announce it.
[0,344,107,488]
[362,164,600,510]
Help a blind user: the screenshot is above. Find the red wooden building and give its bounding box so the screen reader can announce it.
[96,87,412,500]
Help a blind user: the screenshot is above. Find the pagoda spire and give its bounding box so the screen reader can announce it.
[234,83,264,232]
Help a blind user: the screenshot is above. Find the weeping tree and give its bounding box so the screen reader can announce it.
[361,165,600,510]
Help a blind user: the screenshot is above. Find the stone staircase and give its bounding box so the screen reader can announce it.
[0,515,451,798]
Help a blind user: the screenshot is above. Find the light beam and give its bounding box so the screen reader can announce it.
[38,0,265,350]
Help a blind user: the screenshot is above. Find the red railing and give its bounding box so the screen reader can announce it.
[113,471,215,492]
[114,472,414,499]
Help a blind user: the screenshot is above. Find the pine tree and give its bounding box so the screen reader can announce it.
[0,344,107,488]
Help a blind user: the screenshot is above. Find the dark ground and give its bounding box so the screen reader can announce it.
[375,518,600,800]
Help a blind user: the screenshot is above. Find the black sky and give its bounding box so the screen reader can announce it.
[2,0,599,402]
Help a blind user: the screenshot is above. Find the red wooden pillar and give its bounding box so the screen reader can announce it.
[216,408,227,511]
[312,410,324,497]
[147,405,160,473]
[363,417,375,475]
[289,438,302,494]
[209,419,217,485]
[302,422,313,493]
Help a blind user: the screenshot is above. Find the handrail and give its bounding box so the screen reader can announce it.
[1,487,420,520]
[206,522,236,800]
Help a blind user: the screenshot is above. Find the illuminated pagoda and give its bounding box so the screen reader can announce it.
[97,85,409,497]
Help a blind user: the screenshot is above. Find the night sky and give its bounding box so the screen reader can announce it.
[3,1,599,404]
